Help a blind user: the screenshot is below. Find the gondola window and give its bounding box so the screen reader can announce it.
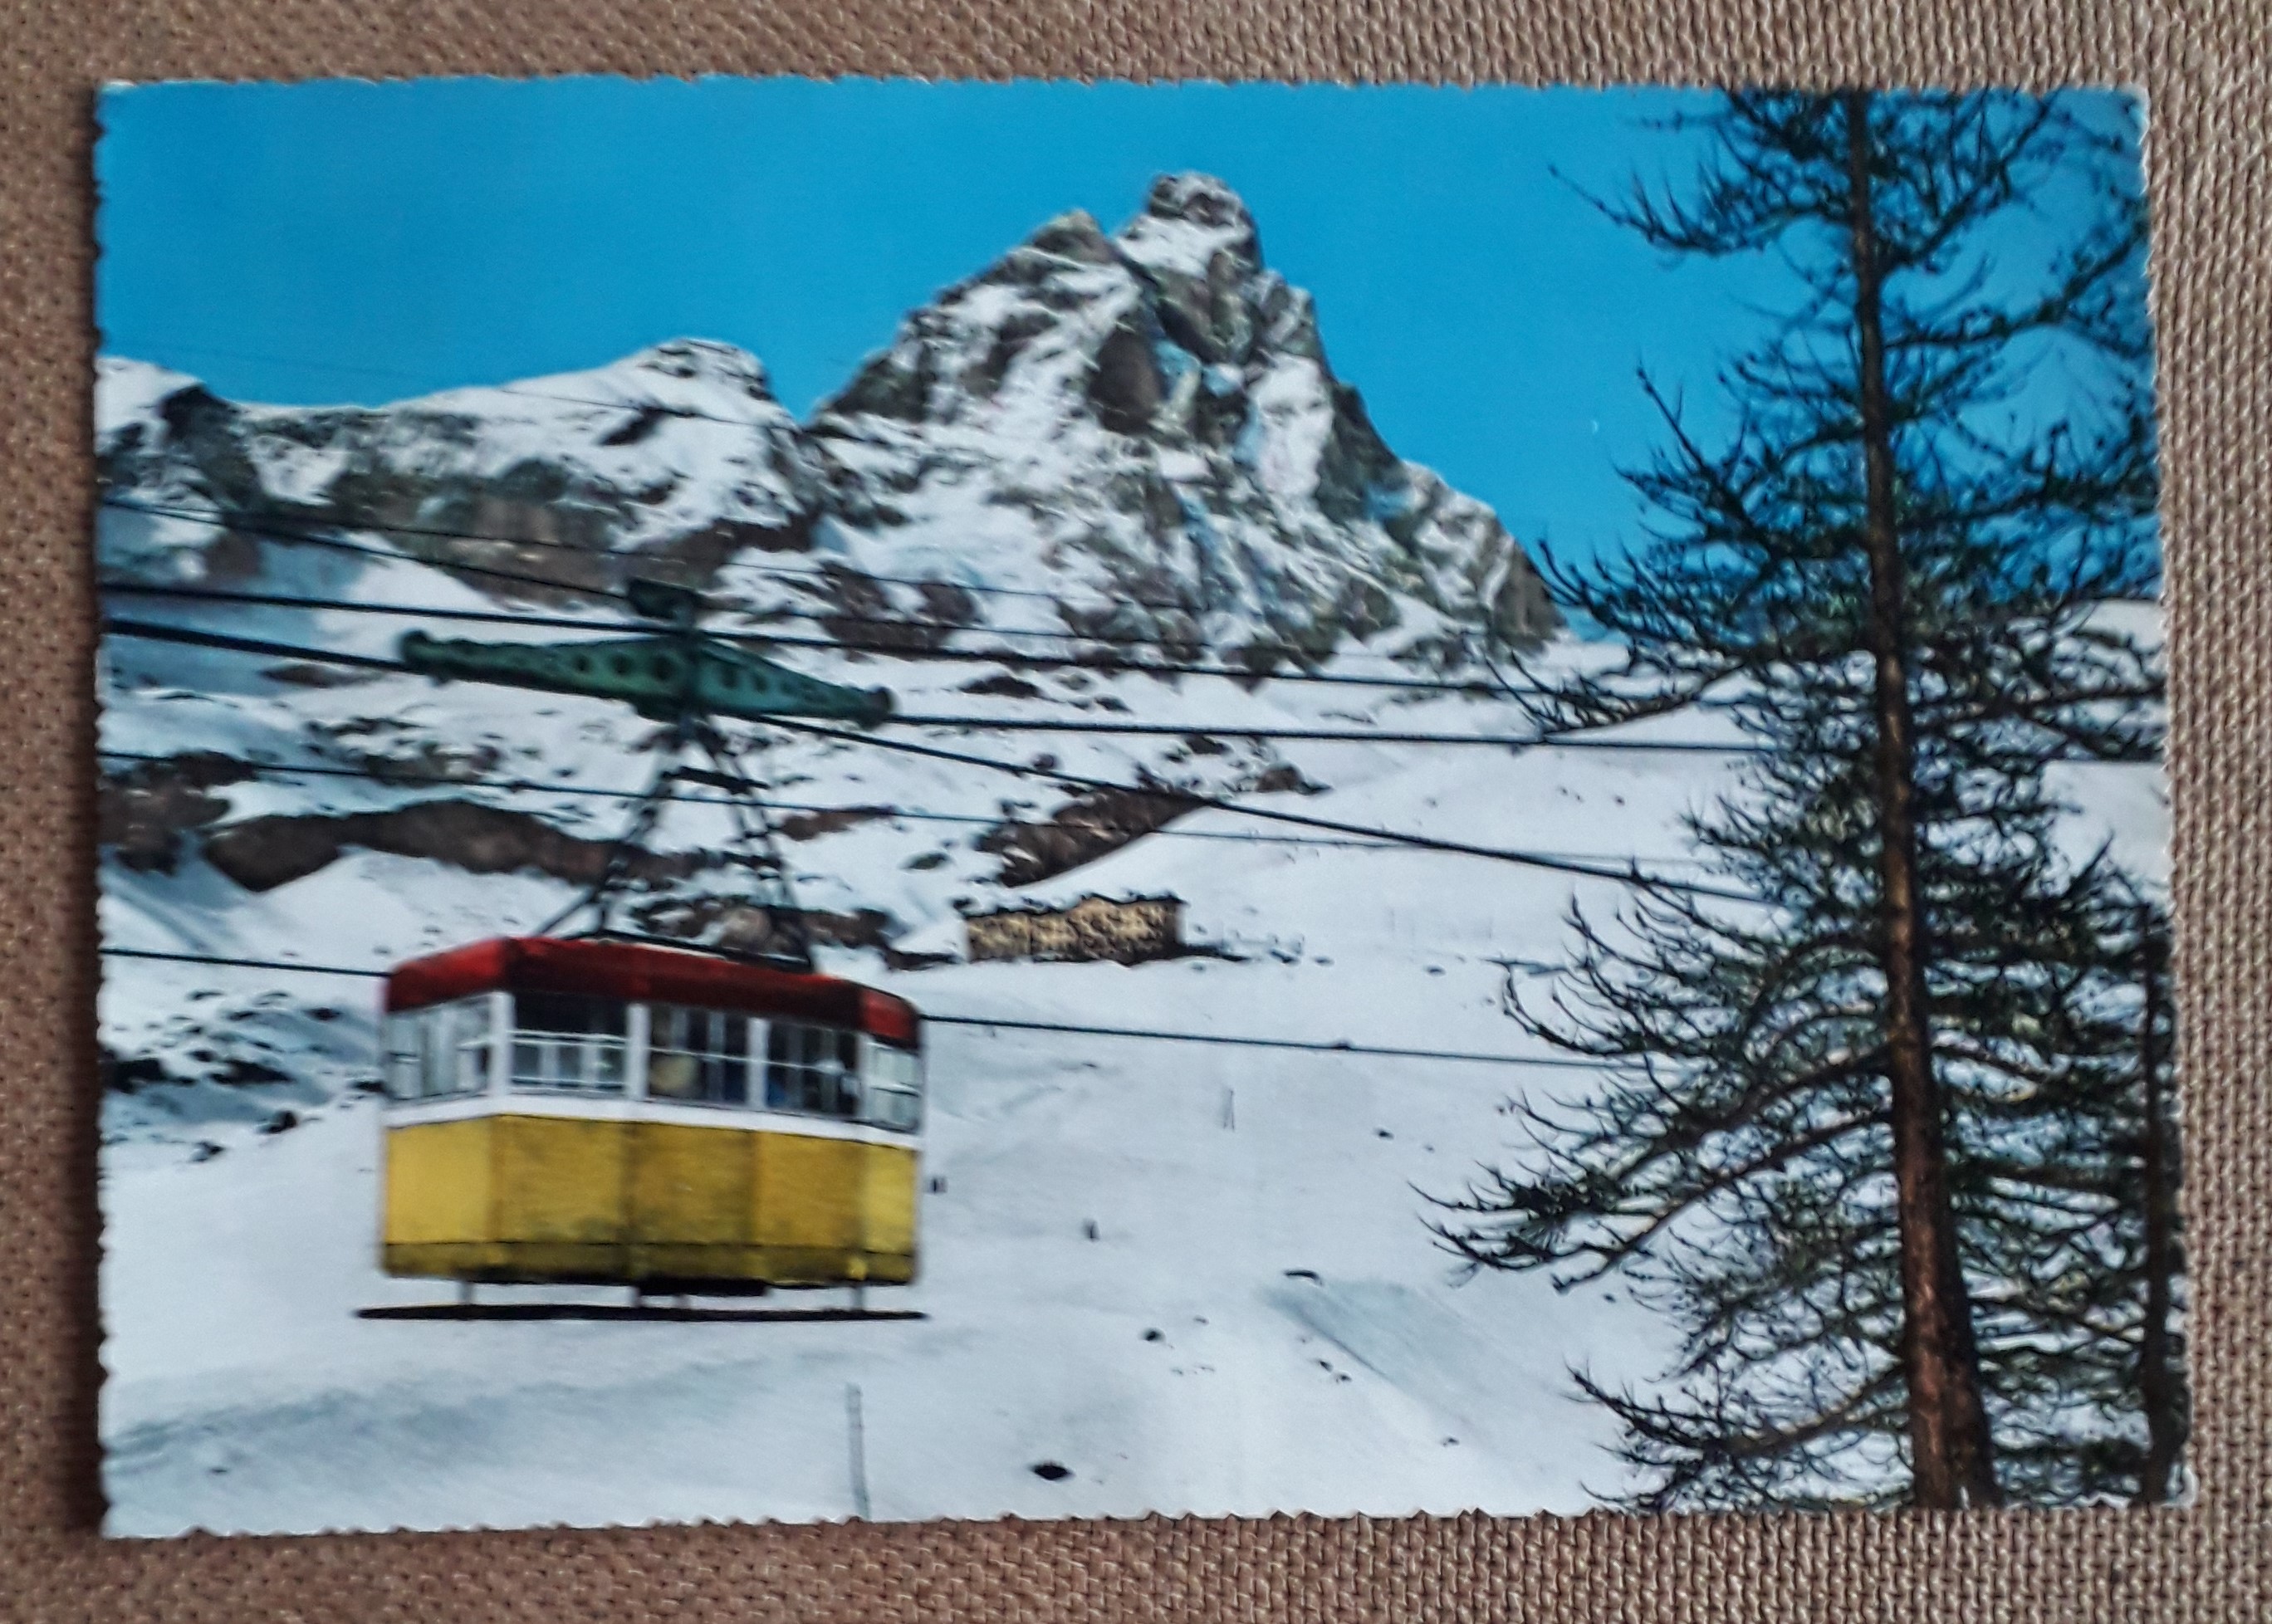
[867,1042,923,1131]
[384,995,492,1099]
[508,991,628,1093]
[766,1021,861,1118]
[649,1005,752,1104]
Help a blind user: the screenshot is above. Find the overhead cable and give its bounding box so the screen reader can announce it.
[100,497,1462,668]
[96,746,1719,867]
[97,614,1754,754]
[98,946,1624,1072]
[100,619,1748,898]
[98,572,1540,697]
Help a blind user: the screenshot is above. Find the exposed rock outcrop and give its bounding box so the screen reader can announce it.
[979,788,1202,887]
[199,800,704,893]
[99,753,254,873]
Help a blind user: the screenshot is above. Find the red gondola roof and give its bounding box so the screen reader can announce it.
[384,937,920,1045]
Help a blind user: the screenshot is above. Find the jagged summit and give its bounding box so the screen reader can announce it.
[1140,169,1258,231]
[1119,172,1264,279]
[98,171,1559,666]
[809,171,1557,665]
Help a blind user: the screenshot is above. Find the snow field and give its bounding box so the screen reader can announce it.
[99,699,1736,1534]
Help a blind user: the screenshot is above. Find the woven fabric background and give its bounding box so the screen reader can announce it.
[2,2,2264,1617]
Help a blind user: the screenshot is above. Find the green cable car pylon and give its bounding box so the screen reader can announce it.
[399,579,894,971]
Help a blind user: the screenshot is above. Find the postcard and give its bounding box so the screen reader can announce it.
[94,77,2176,1534]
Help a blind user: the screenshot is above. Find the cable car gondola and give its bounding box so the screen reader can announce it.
[379,935,924,1293]
[374,577,922,1302]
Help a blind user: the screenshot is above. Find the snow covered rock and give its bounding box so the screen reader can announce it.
[810,174,1560,669]
[96,340,828,596]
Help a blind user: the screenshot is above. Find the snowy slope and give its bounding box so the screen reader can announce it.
[98,737,1712,1535]
[93,655,2162,1533]
[101,958,1677,1532]
[95,577,1734,1534]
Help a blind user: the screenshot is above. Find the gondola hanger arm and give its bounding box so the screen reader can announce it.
[398,578,893,726]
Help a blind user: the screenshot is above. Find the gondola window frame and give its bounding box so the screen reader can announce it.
[868,1038,923,1131]
[766,1020,863,1120]
[506,989,630,1095]
[385,966,923,1132]
[384,993,497,1100]
[647,1003,755,1106]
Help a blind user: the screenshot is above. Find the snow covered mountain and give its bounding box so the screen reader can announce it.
[809,174,1560,666]
[97,339,826,601]
[99,173,1557,668]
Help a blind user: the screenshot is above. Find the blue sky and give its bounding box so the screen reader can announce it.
[94,78,2143,571]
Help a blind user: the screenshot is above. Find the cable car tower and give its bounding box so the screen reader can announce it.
[399,578,893,971]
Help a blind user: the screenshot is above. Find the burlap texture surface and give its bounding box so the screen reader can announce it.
[2,2,2264,1617]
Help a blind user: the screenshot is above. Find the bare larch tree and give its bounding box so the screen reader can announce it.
[1437,90,2173,1509]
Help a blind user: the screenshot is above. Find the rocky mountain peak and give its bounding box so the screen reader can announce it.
[808,172,1559,664]
[1118,171,1263,270]
[1017,209,1119,268]
[1119,172,1263,276]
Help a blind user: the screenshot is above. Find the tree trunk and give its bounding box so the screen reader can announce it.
[2136,904,2182,1504]
[1842,89,2002,1510]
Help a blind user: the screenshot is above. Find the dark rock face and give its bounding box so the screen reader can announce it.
[796,561,979,653]
[99,754,256,873]
[830,334,940,423]
[1088,318,1165,435]
[771,805,894,842]
[981,787,1203,888]
[961,673,1044,699]
[153,386,266,509]
[199,800,704,893]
